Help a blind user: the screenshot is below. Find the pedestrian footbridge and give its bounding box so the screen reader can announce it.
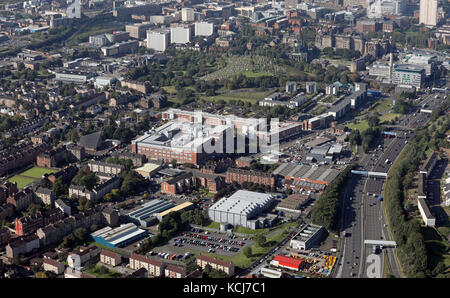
[351,170,387,179]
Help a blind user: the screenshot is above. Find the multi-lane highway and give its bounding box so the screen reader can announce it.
[335,85,448,278]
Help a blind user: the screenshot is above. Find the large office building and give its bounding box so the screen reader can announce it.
[194,22,214,37]
[170,26,191,44]
[131,116,232,165]
[208,190,275,230]
[181,7,195,22]
[90,223,147,248]
[54,71,94,84]
[101,40,139,57]
[125,23,153,39]
[147,29,170,52]
[419,0,438,26]
[392,64,425,89]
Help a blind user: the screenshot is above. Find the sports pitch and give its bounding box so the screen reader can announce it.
[7,166,57,189]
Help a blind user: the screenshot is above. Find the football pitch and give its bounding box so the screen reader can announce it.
[7,166,57,189]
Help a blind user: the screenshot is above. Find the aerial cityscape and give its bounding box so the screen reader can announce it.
[0,0,448,284]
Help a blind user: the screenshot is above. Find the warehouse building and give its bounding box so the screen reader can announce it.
[126,199,175,227]
[134,162,162,178]
[90,223,147,248]
[290,224,326,250]
[54,71,94,84]
[276,194,310,214]
[208,190,275,230]
[273,163,340,192]
[270,255,304,271]
[156,202,194,221]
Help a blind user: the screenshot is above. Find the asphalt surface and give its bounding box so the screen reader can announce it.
[336,84,449,278]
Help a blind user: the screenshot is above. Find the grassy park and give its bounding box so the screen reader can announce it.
[199,90,274,104]
[7,166,57,189]
[200,55,287,81]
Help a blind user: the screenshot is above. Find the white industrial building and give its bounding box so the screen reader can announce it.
[147,29,170,52]
[170,26,191,44]
[194,22,214,37]
[208,190,275,230]
[290,224,325,250]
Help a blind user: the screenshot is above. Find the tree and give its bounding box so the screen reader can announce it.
[36,272,48,278]
[53,177,67,196]
[243,246,252,258]
[368,115,380,128]
[254,234,267,247]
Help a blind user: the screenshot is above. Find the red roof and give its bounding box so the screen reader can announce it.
[273,255,303,269]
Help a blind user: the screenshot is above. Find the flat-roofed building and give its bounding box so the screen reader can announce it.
[170,26,191,44]
[90,223,147,248]
[126,200,175,227]
[125,23,152,39]
[134,162,162,178]
[392,64,425,89]
[276,194,310,214]
[131,118,232,166]
[272,163,340,191]
[147,29,170,52]
[290,224,326,250]
[156,202,194,221]
[208,190,274,230]
[194,22,214,36]
[270,255,304,271]
[87,160,123,175]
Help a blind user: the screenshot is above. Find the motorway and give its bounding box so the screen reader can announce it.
[335,86,449,278]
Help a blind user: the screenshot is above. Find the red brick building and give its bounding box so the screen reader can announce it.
[15,209,64,236]
[160,171,225,195]
[0,182,18,205]
[36,146,67,168]
[235,157,252,168]
[226,168,275,187]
